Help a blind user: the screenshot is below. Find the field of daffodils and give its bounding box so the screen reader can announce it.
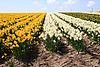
[0,12,100,67]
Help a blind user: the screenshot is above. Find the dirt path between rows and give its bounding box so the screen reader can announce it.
[0,37,100,67]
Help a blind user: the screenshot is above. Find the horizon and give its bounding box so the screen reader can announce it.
[0,0,99,12]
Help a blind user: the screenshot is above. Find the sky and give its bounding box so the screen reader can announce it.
[0,0,99,12]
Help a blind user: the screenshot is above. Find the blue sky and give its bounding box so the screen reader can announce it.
[0,0,99,12]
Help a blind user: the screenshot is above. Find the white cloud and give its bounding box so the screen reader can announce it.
[59,6,68,11]
[32,1,41,6]
[41,7,48,11]
[64,0,78,5]
[87,1,95,7]
[47,0,59,4]
[59,6,65,10]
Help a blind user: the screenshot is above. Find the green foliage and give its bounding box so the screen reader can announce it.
[67,38,86,52]
[12,42,30,59]
[87,31,100,44]
[11,42,38,62]
[44,35,64,53]
[9,62,15,67]
[0,42,12,63]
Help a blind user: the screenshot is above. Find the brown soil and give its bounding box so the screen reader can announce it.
[0,37,100,67]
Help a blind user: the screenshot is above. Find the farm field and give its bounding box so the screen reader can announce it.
[0,12,100,67]
[62,12,100,23]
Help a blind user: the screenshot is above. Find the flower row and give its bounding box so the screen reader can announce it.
[0,13,45,49]
[40,13,86,52]
[55,13,100,43]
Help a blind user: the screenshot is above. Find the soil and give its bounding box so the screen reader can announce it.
[0,37,100,67]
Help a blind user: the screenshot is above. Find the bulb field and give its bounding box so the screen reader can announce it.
[0,12,100,67]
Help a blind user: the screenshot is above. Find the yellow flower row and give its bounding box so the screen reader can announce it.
[0,13,27,26]
[0,13,46,49]
[0,14,40,37]
[0,13,39,29]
